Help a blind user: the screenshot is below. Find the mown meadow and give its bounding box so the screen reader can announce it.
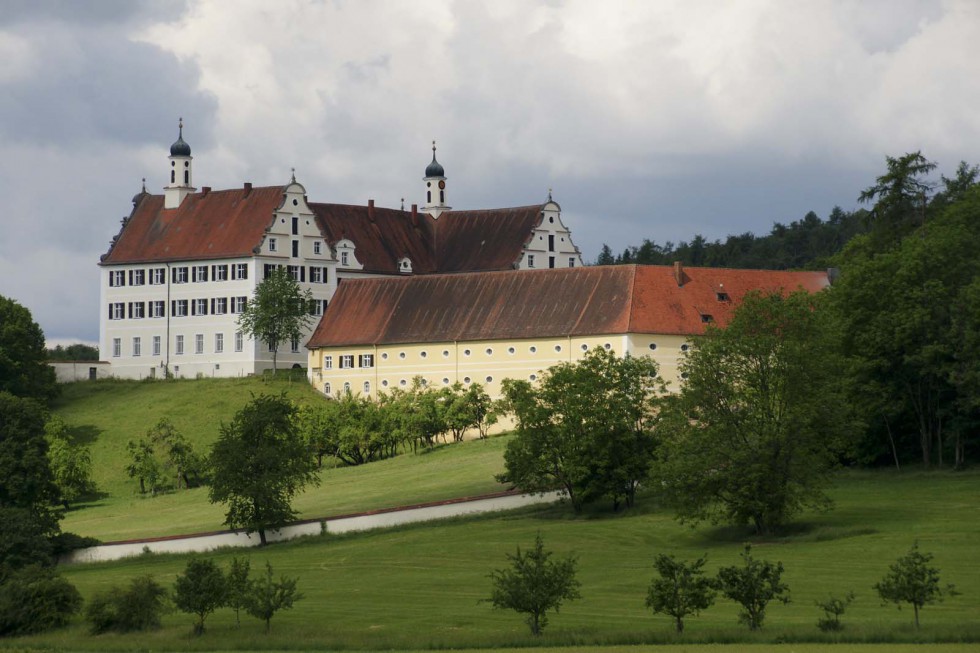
[12,377,976,652]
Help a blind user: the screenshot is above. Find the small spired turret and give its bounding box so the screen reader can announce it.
[164,118,196,209]
[422,140,451,219]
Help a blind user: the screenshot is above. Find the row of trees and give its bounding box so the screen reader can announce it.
[596,205,869,271]
[490,537,954,636]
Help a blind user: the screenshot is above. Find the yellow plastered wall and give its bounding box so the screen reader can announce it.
[308,333,697,402]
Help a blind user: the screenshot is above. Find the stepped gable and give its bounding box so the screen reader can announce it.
[310,203,437,274]
[100,186,285,264]
[628,265,831,335]
[307,264,832,348]
[429,205,545,272]
[307,266,637,348]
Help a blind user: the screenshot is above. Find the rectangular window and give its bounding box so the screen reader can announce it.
[231,296,247,314]
[313,241,322,255]
[173,299,188,317]
[150,268,166,285]
[195,334,204,354]
[235,331,243,352]
[264,263,280,279]
[527,254,535,268]
[291,216,299,235]
[150,300,165,318]
[549,256,555,269]
[132,337,141,357]
[109,270,126,287]
[212,297,228,314]
[129,269,145,286]
[269,237,277,252]
[287,265,300,281]
[112,338,121,357]
[109,302,124,320]
[128,302,145,319]
[173,266,188,283]
[175,335,184,355]
[215,333,224,353]
[191,298,208,315]
[323,355,332,370]
[340,251,349,266]
[232,263,248,280]
[548,234,555,251]
[568,258,575,268]
[359,354,374,368]
[291,339,300,353]
[192,265,208,283]
[339,355,354,369]
[212,264,229,281]
[310,266,323,283]
[311,299,326,316]
[291,240,299,258]
[152,335,161,356]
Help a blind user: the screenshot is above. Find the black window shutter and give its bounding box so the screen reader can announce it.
[301,266,306,282]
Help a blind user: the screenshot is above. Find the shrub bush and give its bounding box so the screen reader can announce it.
[0,565,82,636]
[85,575,168,634]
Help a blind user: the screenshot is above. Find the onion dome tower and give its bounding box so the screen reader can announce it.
[422,140,451,218]
[165,118,196,209]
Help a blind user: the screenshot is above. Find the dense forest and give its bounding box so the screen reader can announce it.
[595,205,871,270]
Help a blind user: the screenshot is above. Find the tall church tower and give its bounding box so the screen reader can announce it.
[422,141,451,219]
[164,118,196,209]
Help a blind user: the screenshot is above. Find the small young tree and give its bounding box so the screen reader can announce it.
[874,542,956,628]
[246,561,302,633]
[237,267,314,373]
[125,438,163,495]
[486,533,581,635]
[173,557,228,635]
[148,418,205,489]
[226,556,252,627]
[816,591,855,632]
[45,417,96,509]
[716,545,790,630]
[645,554,716,633]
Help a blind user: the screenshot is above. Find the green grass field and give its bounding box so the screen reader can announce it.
[52,378,509,540]
[9,468,980,651]
[23,378,979,651]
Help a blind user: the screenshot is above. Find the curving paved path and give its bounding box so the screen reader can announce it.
[61,490,561,564]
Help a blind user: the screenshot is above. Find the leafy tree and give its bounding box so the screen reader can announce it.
[148,418,205,489]
[226,556,252,627]
[645,553,716,633]
[716,545,790,630]
[237,267,314,372]
[45,417,96,509]
[816,591,855,632]
[85,575,169,634]
[125,438,164,495]
[660,290,853,534]
[465,382,499,440]
[246,561,302,633]
[0,564,82,636]
[297,402,335,468]
[0,392,62,570]
[0,295,58,401]
[499,348,664,511]
[486,533,581,636]
[173,557,228,635]
[209,394,320,545]
[874,542,956,628]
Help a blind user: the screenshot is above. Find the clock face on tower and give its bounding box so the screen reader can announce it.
[438,180,446,189]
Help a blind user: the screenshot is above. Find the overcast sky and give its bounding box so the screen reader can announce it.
[1,0,978,346]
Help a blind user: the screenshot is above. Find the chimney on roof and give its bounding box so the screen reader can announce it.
[411,204,419,227]
[368,199,375,221]
[244,182,252,196]
[201,186,211,196]
[673,261,685,287]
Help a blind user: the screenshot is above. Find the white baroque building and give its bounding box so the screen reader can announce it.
[99,123,583,379]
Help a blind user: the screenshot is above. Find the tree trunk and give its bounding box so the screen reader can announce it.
[676,615,684,633]
[913,602,920,629]
[259,528,267,546]
[884,417,901,471]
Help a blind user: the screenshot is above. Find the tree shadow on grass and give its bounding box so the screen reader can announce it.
[694,521,877,545]
[66,423,101,446]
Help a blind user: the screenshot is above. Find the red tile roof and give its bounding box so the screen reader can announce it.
[100,186,285,264]
[307,264,830,348]
[102,188,547,274]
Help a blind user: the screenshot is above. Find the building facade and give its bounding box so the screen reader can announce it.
[306,264,832,400]
[99,125,583,379]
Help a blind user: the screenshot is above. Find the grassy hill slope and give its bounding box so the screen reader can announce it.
[51,378,509,540]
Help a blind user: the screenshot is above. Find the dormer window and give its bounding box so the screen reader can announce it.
[701,314,714,323]
[341,251,349,266]
[716,292,730,302]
